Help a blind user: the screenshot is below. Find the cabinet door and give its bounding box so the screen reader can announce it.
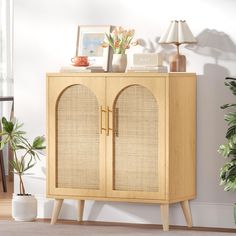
[106,76,166,200]
[47,76,106,197]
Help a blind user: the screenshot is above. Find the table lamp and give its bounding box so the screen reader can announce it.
[159,20,197,72]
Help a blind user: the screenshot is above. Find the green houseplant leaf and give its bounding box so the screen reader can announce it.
[226,125,236,139]
[221,103,236,109]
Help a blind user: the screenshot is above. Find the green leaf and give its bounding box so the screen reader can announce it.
[232,135,236,144]
[226,125,236,139]
[2,117,14,133]
[15,144,27,150]
[218,144,230,157]
[229,135,236,148]
[224,79,236,98]
[105,33,115,51]
[225,112,236,126]
[11,160,21,173]
[32,136,45,149]
[221,103,236,109]
[15,122,24,130]
[0,141,5,150]
[24,163,36,172]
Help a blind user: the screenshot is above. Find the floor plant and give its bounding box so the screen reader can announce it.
[0,117,45,221]
[218,77,236,223]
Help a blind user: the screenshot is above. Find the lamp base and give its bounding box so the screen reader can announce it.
[169,54,186,72]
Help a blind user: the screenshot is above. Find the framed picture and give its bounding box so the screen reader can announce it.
[76,25,112,71]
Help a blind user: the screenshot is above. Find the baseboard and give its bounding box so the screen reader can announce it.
[35,194,236,228]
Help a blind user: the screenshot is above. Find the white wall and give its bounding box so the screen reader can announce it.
[14,0,236,228]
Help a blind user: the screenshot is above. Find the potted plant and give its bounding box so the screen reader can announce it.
[218,77,236,223]
[0,117,45,221]
[102,26,138,72]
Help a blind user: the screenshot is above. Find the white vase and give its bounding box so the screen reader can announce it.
[112,54,127,72]
[12,195,37,221]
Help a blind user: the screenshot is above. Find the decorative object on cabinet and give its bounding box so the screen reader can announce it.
[102,26,139,72]
[60,65,104,73]
[75,25,112,71]
[128,53,168,72]
[133,53,163,67]
[159,20,196,72]
[111,54,127,72]
[0,117,46,221]
[71,56,89,67]
[217,77,236,223]
[127,66,167,73]
[46,72,196,231]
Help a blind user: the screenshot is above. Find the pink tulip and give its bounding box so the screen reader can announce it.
[114,40,120,48]
[101,42,109,48]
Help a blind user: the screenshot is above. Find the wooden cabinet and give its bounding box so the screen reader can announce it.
[46,72,196,231]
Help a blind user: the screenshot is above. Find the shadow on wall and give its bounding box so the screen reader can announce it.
[189,29,236,201]
[87,201,162,223]
[138,37,175,64]
[186,28,236,63]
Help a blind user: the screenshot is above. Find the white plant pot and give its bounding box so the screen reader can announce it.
[12,195,37,221]
[112,54,127,72]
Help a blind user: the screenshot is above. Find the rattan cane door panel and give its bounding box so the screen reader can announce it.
[113,85,159,192]
[57,85,99,189]
[106,77,166,199]
[47,76,106,197]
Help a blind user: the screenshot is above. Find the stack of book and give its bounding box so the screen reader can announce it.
[60,65,105,73]
[127,66,168,72]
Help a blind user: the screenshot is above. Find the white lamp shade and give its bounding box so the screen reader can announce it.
[159,21,178,43]
[159,20,196,44]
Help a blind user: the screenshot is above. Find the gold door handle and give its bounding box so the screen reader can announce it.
[106,106,113,136]
[100,106,106,134]
[114,108,119,137]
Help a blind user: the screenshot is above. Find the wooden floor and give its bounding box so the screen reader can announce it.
[0,177,13,219]
[0,177,13,198]
[0,179,236,233]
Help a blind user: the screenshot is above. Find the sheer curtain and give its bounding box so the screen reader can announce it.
[0,0,13,176]
[0,0,13,96]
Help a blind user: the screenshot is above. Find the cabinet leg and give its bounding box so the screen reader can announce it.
[51,199,64,224]
[77,200,85,221]
[160,204,169,231]
[180,200,193,227]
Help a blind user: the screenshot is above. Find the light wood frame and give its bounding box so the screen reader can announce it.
[76,25,112,71]
[106,76,166,200]
[47,76,106,197]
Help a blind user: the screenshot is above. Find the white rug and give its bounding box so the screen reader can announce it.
[0,221,234,236]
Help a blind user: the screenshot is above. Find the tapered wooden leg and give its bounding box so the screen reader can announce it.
[160,204,169,231]
[51,199,63,224]
[77,200,85,221]
[180,200,193,227]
